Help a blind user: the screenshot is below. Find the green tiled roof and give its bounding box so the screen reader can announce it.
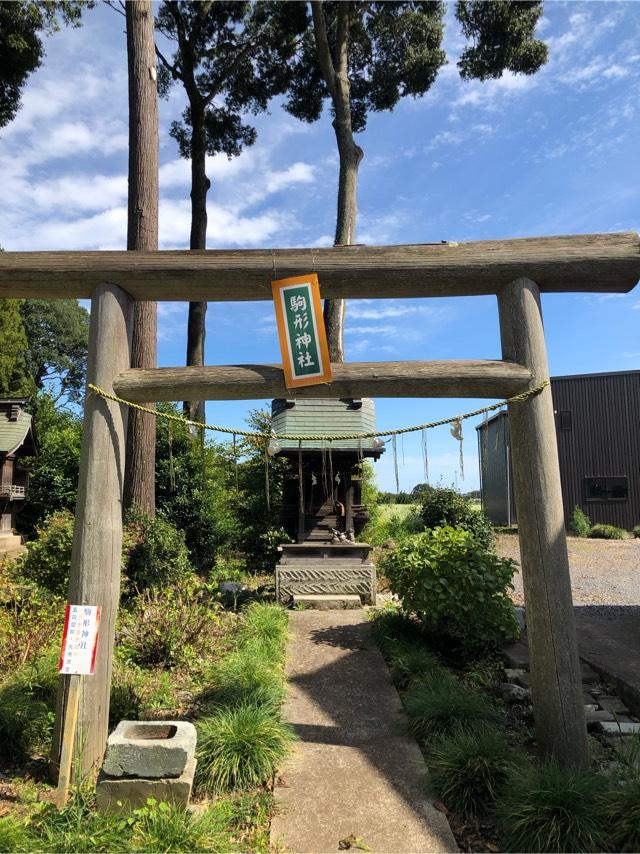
[271,398,379,451]
[0,407,33,454]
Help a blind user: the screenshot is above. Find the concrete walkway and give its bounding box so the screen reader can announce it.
[270,610,457,854]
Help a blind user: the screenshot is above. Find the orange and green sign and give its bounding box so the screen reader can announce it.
[272,273,332,389]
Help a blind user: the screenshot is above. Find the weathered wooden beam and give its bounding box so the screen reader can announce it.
[498,277,588,769]
[112,360,533,402]
[51,283,133,781]
[1,232,638,300]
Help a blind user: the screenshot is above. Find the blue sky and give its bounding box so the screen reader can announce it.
[1,1,639,492]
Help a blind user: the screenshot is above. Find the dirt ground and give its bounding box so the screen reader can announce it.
[496,533,640,606]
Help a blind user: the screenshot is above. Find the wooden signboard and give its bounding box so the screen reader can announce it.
[272,274,332,389]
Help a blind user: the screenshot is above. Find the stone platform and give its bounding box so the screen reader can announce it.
[275,542,376,606]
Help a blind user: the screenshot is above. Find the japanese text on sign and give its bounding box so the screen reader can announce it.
[272,274,332,388]
[58,604,101,675]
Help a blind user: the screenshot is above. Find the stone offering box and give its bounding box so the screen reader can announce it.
[96,720,197,812]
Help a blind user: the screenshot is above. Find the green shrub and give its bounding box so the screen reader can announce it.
[588,524,627,540]
[116,585,224,670]
[420,485,493,548]
[602,779,640,852]
[381,527,519,658]
[570,506,591,537]
[0,815,28,853]
[361,507,424,546]
[0,581,64,671]
[404,675,499,744]
[123,511,194,592]
[195,703,293,793]
[633,524,640,539]
[496,762,607,853]
[429,728,520,818]
[202,647,286,711]
[369,607,423,656]
[388,642,445,690]
[14,510,74,594]
[0,648,59,763]
[253,527,292,574]
[238,602,288,649]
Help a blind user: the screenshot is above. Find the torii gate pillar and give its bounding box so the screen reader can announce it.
[498,277,588,769]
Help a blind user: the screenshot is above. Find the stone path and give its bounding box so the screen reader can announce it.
[270,610,457,854]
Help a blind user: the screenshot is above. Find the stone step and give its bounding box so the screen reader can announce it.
[293,594,362,610]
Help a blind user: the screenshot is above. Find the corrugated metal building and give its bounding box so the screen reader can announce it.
[476,370,640,531]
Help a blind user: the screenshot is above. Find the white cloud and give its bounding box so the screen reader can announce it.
[349,305,433,320]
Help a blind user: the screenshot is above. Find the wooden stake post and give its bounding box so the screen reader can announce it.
[498,278,588,768]
[51,284,132,781]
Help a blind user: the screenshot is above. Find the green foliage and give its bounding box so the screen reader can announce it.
[381,527,519,658]
[195,702,293,794]
[0,647,58,763]
[0,577,63,671]
[0,298,35,396]
[156,3,308,163]
[19,393,82,532]
[368,606,424,656]
[589,523,627,540]
[362,504,424,546]
[15,509,74,594]
[496,761,607,853]
[602,778,640,852]
[0,815,26,853]
[285,3,447,133]
[570,506,591,537]
[123,510,194,592]
[419,484,494,548]
[387,641,444,690]
[20,299,89,403]
[633,525,640,539]
[404,675,499,744]
[456,1,547,81]
[116,582,223,670]
[429,728,520,819]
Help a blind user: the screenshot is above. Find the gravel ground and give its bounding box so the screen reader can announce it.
[496,533,640,606]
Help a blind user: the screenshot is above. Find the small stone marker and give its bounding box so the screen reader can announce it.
[97,720,197,812]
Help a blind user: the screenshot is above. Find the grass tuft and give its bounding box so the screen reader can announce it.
[195,702,293,794]
[201,647,286,710]
[0,816,28,853]
[388,642,445,689]
[495,761,608,853]
[404,675,499,744]
[428,728,519,818]
[601,778,640,852]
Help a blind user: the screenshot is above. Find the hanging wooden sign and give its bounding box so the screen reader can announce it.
[58,604,101,675]
[272,273,332,389]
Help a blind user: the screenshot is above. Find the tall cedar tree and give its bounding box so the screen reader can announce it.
[124,0,159,517]
[0,1,92,128]
[0,299,35,396]
[284,0,547,361]
[155,1,308,422]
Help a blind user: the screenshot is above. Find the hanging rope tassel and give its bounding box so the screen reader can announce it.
[168,420,176,493]
[298,440,304,520]
[392,434,400,494]
[264,438,271,513]
[328,440,334,502]
[421,428,429,485]
[233,432,239,494]
[200,426,206,493]
[450,418,464,482]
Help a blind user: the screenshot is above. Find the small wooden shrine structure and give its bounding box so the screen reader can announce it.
[0,399,36,553]
[272,397,383,542]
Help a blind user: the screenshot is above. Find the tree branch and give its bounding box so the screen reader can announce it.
[155,43,183,81]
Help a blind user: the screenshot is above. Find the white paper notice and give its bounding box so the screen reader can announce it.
[58,604,101,675]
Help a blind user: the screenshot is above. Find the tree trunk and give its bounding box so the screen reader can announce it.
[327,121,363,361]
[123,0,158,517]
[184,106,208,423]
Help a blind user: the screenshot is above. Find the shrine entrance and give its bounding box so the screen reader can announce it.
[2,231,638,778]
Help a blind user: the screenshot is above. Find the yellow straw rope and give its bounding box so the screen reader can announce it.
[87,380,549,443]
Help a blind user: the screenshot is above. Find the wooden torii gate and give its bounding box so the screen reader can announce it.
[2,232,639,777]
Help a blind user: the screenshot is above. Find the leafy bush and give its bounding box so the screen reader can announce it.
[361,507,424,546]
[634,525,640,539]
[381,527,519,658]
[588,524,627,540]
[116,584,225,670]
[0,581,64,671]
[369,606,424,655]
[14,510,74,594]
[429,728,520,818]
[404,675,499,744]
[195,703,293,793]
[0,648,58,763]
[123,511,194,592]
[570,506,591,537]
[388,642,445,690]
[252,527,292,575]
[0,815,27,853]
[420,484,493,548]
[601,779,640,852]
[496,761,607,853]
